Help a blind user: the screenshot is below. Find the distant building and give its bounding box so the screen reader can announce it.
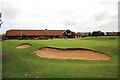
[75,32,82,38]
[105,32,118,36]
[5,29,76,39]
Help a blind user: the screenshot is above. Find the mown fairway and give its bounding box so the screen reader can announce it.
[2,36,119,78]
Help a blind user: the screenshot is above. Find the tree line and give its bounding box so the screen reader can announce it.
[81,31,120,38]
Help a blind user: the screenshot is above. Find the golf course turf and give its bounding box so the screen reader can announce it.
[1,36,119,78]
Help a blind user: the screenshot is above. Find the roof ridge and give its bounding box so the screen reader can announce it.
[8,29,67,31]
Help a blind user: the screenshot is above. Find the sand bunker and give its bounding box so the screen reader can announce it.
[16,43,32,49]
[34,47,111,60]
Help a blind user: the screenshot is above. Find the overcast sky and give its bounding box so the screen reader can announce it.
[0,0,119,34]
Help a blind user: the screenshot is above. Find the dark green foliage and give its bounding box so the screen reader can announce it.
[117,32,120,36]
[92,31,105,38]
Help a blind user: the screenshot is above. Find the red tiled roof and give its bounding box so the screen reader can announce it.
[5,29,68,36]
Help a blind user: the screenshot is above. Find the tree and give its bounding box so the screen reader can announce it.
[88,32,92,36]
[1,34,6,41]
[92,31,104,38]
[117,32,120,36]
[0,13,1,18]
[0,13,3,28]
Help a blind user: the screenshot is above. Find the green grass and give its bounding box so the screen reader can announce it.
[2,36,119,78]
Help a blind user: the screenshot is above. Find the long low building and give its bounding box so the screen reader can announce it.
[5,29,76,39]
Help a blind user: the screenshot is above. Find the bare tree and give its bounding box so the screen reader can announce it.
[0,13,1,18]
[0,13,3,28]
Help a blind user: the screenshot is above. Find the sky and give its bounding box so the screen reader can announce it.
[0,0,119,34]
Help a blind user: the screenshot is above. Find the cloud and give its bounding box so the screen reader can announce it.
[63,20,78,25]
[93,12,109,21]
[0,1,19,20]
[58,10,76,17]
[119,1,120,32]
[0,0,118,34]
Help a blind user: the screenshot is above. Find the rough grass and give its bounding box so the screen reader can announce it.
[2,36,118,78]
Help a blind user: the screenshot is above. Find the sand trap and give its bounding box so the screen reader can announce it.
[16,43,32,49]
[34,47,111,60]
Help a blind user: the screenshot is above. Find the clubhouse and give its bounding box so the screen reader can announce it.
[5,29,76,39]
